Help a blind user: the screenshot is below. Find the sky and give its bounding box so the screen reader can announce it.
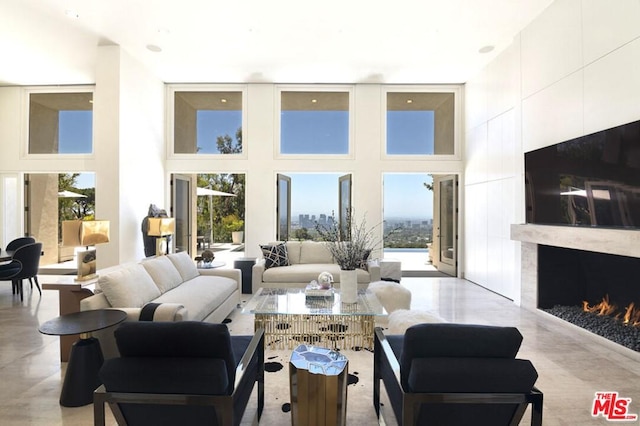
[57,106,436,220]
[288,172,433,220]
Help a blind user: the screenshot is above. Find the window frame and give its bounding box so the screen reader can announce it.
[22,86,95,160]
[166,84,248,160]
[381,86,462,160]
[275,85,355,159]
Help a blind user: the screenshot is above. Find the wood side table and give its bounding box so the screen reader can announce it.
[39,309,127,407]
[42,275,98,361]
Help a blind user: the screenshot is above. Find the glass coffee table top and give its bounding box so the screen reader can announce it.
[242,287,386,316]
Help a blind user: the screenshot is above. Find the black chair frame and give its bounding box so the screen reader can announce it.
[94,328,265,426]
[373,327,543,426]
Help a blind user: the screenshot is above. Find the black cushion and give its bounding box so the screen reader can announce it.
[260,243,289,269]
[0,262,21,279]
[115,321,236,394]
[400,323,523,390]
[100,357,229,395]
[407,357,538,393]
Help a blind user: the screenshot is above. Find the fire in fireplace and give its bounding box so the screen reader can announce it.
[537,245,640,352]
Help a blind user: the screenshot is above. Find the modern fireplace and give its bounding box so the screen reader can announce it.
[511,224,640,354]
[536,245,640,351]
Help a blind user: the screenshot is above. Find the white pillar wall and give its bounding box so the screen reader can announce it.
[94,46,165,267]
[464,0,640,304]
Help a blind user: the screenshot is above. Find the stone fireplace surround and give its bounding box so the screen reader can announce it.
[511,224,640,357]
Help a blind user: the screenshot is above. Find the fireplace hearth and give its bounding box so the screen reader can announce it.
[542,305,640,352]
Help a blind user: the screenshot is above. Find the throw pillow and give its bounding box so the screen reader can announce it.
[98,264,161,308]
[260,243,289,269]
[358,249,372,270]
[167,251,199,281]
[141,256,183,293]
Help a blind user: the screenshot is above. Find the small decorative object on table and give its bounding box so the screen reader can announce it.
[196,249,215,268]
[305,275,334,300]
[317,271,334,289]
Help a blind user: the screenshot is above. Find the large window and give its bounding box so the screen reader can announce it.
[173,91,243,154]
[280,90,350,155]
[386,92,454,155]
[28,92,93,154]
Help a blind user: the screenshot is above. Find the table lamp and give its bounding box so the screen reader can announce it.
[62,220,110,281]
[147,217,175,256]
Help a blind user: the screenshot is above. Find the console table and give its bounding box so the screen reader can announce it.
[42,275,98,361]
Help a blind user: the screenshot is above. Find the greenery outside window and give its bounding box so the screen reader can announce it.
[386,91,455,156]
[279,90,351,155]
[173,91,243,154]
[28,92,93,154]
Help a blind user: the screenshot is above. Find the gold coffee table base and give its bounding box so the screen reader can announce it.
[255,313,376,350]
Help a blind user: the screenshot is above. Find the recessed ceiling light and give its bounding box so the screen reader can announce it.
[221,98,227,103]
[406,99,413,104]
[146,44,162,53]
[311,99,317,103]
[65,9,79,19]
[478,45,495,54]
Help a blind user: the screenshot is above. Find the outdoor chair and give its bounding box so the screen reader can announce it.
[94,321,264,426]
[373,324,543,425]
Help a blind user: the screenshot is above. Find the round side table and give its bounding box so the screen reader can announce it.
[39,309,127,407]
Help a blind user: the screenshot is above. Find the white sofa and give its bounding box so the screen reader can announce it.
[252,240,380,293]
[81,251,241,356]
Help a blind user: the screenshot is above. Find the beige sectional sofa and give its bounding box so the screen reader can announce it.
[81,251,241,356]
[252,240,380,293]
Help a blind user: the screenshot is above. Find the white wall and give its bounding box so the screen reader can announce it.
[0,46,164,266]
[165,84,465,260]
[464,0,640,303]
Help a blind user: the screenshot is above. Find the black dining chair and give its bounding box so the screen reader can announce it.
[0,242,43,301]
[6,236,36,251]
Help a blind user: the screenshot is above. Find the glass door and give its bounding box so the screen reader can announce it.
[276,174,291,241]
[433,175,457,276]
[171,174,192,254]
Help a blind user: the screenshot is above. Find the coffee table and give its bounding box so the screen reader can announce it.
[242,288,386,350]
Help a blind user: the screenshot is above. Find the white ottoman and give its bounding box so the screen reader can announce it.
[379,259,402,282]
[367,280,411,314]
[388,309,445,334]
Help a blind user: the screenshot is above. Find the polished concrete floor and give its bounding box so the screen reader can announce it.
[1,277,639,425]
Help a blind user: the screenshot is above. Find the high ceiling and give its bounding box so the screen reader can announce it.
[0,0,554,86]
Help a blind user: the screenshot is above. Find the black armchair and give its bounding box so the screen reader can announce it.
[94,321,264,426]
[374,324,543,426]
[0,242,42,301]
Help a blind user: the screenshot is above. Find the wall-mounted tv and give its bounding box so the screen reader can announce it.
[525,119,640,229]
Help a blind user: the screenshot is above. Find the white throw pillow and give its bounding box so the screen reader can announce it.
[98,264,161,308]
[300,241,332,264]
[167,251,199,281]
[142,256,183,293]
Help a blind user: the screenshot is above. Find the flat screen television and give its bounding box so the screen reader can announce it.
[525,119,640,229]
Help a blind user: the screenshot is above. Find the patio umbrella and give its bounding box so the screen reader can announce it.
[196,187,236,245]
[58,190,87,198]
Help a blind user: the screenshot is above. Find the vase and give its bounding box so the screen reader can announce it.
[340,269,358,304]
[232,231,244,244]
